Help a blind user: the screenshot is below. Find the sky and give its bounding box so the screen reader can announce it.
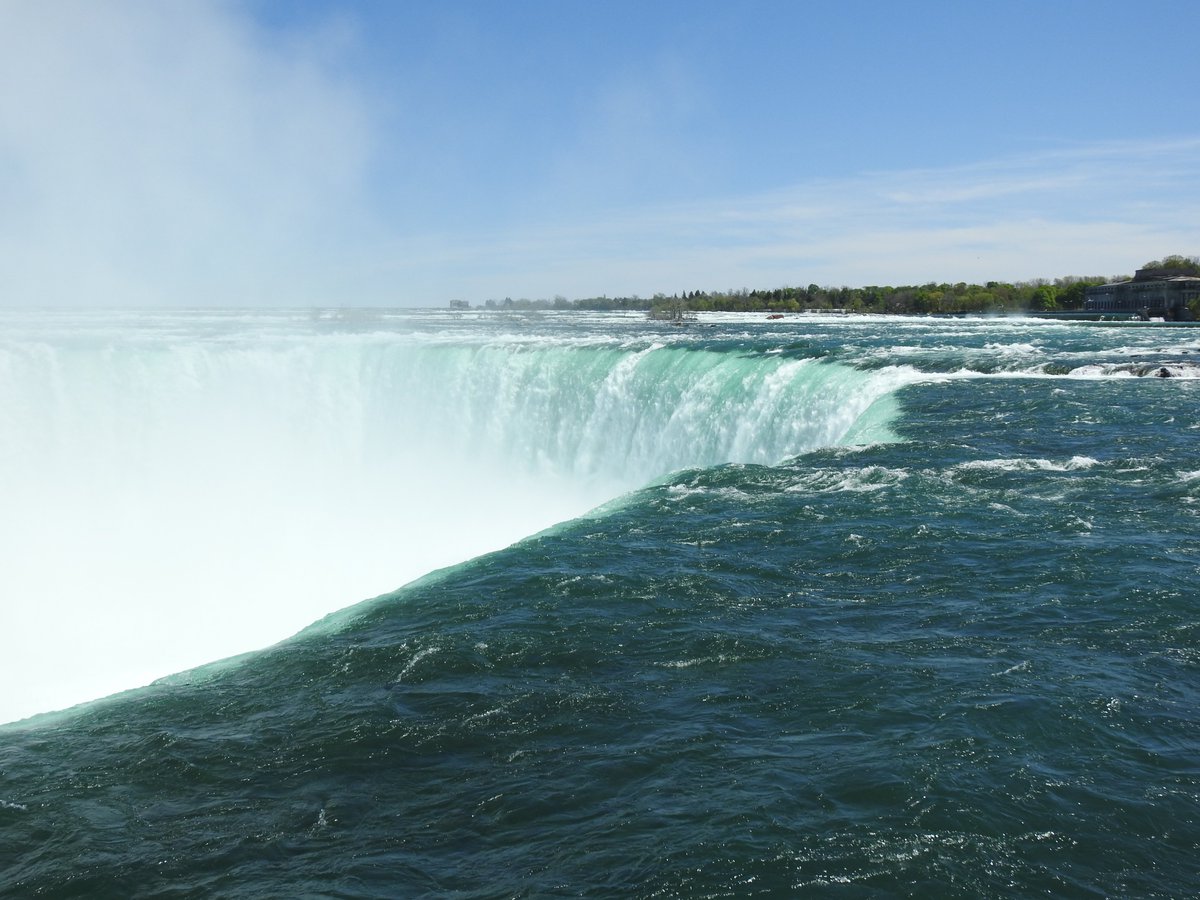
[1,0,1198,307]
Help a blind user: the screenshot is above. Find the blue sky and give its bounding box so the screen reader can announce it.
[2,0,1198,306]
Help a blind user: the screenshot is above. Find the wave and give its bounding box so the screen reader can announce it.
[955,456,1101,473]
[0,320,910,723]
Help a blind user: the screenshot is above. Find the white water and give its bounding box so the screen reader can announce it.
[0,310,904,723]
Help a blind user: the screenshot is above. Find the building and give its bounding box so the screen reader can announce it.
[1085,267,1200,320]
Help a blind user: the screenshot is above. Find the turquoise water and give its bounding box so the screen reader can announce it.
[2,311,1198,896]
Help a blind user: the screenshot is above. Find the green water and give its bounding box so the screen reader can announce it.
[2,311,1198,897]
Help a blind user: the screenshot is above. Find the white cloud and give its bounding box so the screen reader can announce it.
[384,137,1200,300]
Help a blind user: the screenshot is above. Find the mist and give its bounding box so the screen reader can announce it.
[0,308,912,724]
[0,1,375,308]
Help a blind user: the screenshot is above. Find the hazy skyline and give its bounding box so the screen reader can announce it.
[2,0,1198,307]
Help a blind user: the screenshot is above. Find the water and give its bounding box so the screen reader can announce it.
[2,310,1198,896]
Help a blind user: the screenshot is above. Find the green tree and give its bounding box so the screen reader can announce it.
[1030,284,1058,311]
[1144,255,1200,275]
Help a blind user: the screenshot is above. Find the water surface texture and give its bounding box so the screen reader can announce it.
[2,310,1198,896]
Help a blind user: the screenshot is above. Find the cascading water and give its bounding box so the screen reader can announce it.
[0,310,908,724]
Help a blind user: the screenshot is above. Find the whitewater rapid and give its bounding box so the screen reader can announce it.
[0,309,911,724]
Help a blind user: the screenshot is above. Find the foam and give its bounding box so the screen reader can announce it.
[956,456,1100,473]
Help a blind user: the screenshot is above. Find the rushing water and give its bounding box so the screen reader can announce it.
[2,309,1198,897]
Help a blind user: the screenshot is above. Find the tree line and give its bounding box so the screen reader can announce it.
[473,255,1198,316]
[551,277,1111,316]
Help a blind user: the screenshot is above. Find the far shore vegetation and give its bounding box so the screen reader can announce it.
[465,255,1200,318]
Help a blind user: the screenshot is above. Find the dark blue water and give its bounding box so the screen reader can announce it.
[2,312,1199,897]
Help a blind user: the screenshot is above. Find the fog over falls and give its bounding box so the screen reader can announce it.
[0,315,902,724]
